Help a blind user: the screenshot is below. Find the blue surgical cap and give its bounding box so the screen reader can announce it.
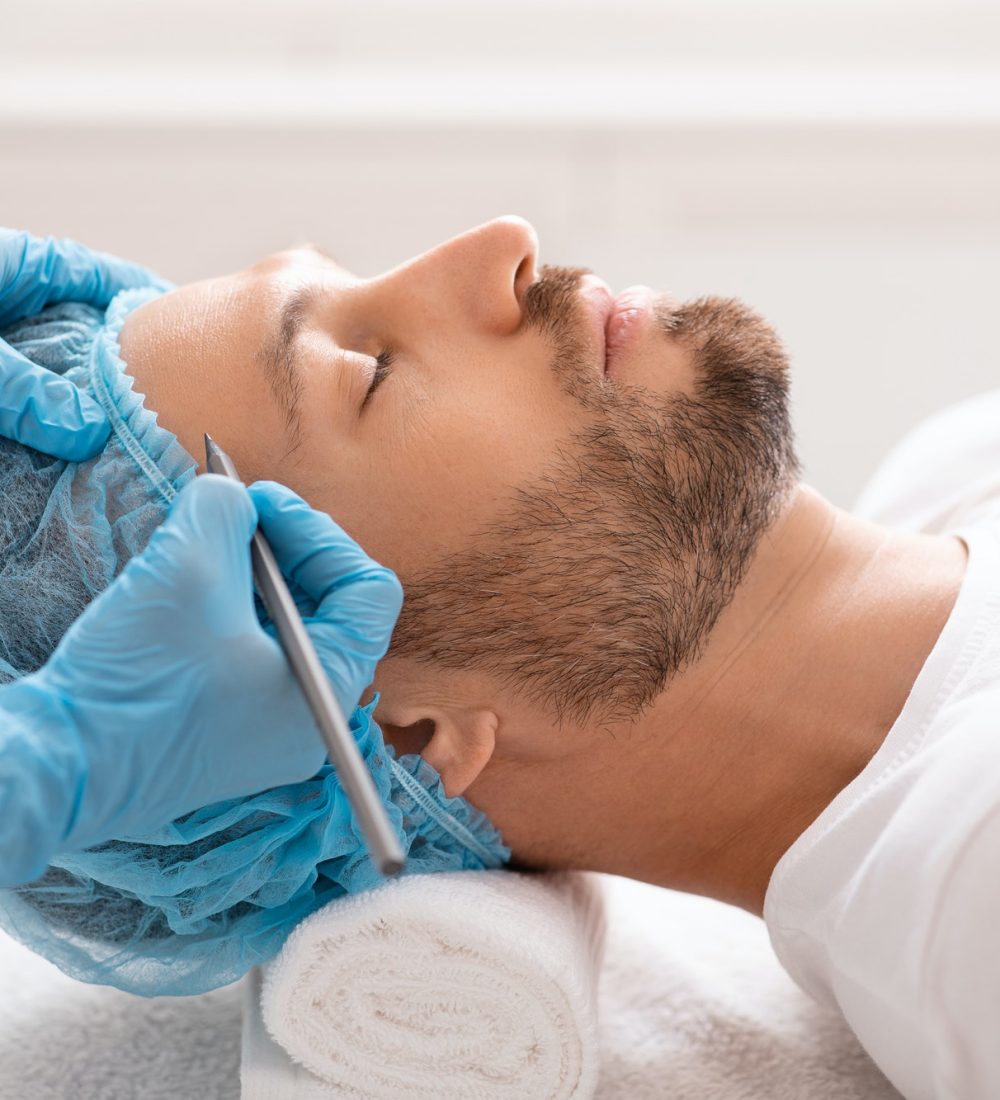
[0,290,510,996]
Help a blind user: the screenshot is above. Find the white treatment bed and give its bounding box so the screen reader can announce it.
[0,874,900,1099]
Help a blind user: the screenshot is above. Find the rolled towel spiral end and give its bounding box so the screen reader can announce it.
[255,869,607,1099]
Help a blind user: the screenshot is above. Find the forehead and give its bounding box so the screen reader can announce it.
[167,249,338,361]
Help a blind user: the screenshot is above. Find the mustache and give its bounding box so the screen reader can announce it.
[519,264,794,425]
[522,264,681,365]
[520,263,765,351]
[521,264,590,341]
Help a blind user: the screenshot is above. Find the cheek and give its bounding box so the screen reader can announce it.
[335,404,565,576]
[281,339,583,578]
[299,447,493,575]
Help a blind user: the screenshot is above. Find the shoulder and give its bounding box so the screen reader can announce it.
[916,778,1000,1093]
[766,694,1000,994]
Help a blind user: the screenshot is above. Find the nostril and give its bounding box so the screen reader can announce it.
[513,253,536,308]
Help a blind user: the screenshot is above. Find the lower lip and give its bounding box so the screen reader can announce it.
[605,286,655,377]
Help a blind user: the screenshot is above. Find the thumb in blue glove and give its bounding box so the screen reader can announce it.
[0,229,172,461]
[11,474,402,850]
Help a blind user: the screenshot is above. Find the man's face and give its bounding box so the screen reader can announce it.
[120,216,799,732]
[122,217,630,578]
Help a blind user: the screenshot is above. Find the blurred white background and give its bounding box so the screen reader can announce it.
[2,0,998,507]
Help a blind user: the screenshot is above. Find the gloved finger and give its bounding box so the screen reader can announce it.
[0,343,111,459]
[44,476,261,697]
[126,476,259,638]
[258,581,318,633]
[0,230,172,327]
[248,480,403,657]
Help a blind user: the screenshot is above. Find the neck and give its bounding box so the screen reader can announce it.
[516,484,969,916]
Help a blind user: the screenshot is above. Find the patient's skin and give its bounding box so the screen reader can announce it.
[119,217,968,916]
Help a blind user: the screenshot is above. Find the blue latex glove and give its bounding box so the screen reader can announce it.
[0,228,170,461]
[0,475,402,887]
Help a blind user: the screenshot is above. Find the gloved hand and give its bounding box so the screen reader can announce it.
[0,475,402,883]
[0,228,170,461]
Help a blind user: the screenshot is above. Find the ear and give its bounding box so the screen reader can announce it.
[377,704,499,799]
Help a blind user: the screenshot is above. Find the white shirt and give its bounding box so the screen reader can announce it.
[763,389,1000,1100]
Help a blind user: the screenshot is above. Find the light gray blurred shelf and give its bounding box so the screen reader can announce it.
[3,67,1000,130]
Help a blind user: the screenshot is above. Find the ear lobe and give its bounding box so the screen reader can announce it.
[420,708,498,799]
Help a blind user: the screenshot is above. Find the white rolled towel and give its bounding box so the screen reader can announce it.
[244,868,607,1100]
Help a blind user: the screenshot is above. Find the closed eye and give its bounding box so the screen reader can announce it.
[361,347,396,410]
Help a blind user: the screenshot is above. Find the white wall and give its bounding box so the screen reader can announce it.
[3,0,999,508]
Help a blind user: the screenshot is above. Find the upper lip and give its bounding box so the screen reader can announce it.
[578,277,616,374]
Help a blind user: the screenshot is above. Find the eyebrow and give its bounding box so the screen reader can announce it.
[258,285,315,450]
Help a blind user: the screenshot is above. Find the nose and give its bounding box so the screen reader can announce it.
[388,216,539,337]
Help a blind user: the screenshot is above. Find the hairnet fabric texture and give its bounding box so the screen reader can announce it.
[0,294,195,683]
[0,291,511,996]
